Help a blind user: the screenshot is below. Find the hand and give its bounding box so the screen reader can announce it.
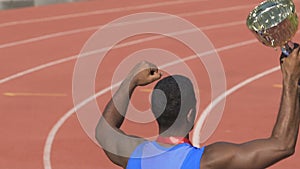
[280,43,300,83]
[127,61,162,86]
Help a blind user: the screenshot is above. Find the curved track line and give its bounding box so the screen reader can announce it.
[0,19,256,85]
[43,38,260,169]
[43,81,122,169]
[0,55,76,84]
[0,26,98,49]
[0,4,253,49]
[192,66,281,147]
[0,0,205,28]
[0,28,197,84]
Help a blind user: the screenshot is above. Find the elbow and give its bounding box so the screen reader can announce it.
[275,144,295,160]
[269,137,296,158]
[279,146,295,159]
[281,141,296,158]
[274,138,296,158]
[283,146,295,157]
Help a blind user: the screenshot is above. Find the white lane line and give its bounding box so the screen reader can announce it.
[179,4,255,17]
[43,81,122,169]
[192,66,281,147]
[0,19,255,85]
[0,0,206,28]
[0,26,99,49]
[0,28,191,84]
[43,38,261,169]
[0,56,76,84]
[0,4,254,49]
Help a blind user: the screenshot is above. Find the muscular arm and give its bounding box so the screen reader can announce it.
[95,61,161,168]
[201,47,300,169]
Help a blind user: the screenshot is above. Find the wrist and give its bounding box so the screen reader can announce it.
[283,77,299,90]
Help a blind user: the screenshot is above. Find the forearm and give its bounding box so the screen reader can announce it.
[100,77,136,129]
[271,77,300,149]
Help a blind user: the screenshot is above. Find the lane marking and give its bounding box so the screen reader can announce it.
[0,9,257,86]
[273,84,282,88]
[43,38,267,169]
[0,26,257,85]
[0,26,99,49]
[3,92,67,97]
[0,0,207,28]
[0,56,76,84]
[0,5,253,49]
[192,66,280,147]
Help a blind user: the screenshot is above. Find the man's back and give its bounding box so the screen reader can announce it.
[126,141,205,169]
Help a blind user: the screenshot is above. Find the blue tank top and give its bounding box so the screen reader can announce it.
[126,141,205,169]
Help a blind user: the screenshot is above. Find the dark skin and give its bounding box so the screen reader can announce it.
[96,46,300,169]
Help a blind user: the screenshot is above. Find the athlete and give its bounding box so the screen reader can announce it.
[95,45,300,169]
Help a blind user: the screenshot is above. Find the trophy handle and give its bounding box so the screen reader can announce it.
[281,41,295,56]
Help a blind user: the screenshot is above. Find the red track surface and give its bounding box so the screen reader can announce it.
[1,0,300,168]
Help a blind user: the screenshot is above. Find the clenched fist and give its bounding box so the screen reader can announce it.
[127,61,162,86]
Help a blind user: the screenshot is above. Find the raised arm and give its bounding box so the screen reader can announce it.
[200,46,300,169]
[95,61,162,168]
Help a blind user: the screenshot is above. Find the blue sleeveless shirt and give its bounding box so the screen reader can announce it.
[126,141,205,169]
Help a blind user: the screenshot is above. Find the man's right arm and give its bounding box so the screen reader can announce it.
[200,46,300,169]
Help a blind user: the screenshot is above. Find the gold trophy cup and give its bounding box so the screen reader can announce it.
[246,0,298,56]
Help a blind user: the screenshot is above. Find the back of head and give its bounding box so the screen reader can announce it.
[151,75,196,132]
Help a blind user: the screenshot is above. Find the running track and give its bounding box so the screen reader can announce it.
[1,0,300,168]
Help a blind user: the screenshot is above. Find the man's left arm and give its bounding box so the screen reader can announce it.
[95,61,162,168]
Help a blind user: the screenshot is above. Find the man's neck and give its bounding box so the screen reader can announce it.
[158,131,190,139]
[156,134,191,147]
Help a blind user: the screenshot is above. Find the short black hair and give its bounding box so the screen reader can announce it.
[151,75,196,131]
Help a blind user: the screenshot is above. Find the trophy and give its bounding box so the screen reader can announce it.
[246,0,298,56]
